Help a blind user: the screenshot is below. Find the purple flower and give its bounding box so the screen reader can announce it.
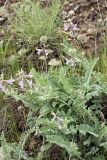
[64,22,78,32]
[64,22,70,31]
[71,23,78,31]
[18,79,24,89]
[6,78,15,85]
[36,49,43,55]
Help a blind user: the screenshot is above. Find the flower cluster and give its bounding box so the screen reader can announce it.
[64,21,79,37]
[0,70,33,93]
[64,48,81,67]
[36,48,54,56]
[64,22,78,32]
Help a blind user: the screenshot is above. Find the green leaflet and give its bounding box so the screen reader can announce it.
[46,134,80,157]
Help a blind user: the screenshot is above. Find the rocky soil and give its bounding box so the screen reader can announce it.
[61,0,107,54]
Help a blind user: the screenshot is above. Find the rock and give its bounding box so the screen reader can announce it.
[48,59,61,66]
[87,28,96,35]
[61,10,68,20]
[64,1,70,6]
[78,33,89,43]
[65,6,71,12]
[91,7,94,11]
[39,56,47,61]
[68,3,73,7]
[68,10,75,16]
[18,48,27,56]
[74,5,79,11]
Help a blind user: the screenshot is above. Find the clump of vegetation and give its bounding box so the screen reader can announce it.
[0,0,63,75]
[9,0,61,47]
[0,0,62,77]
[0,0,107,160]
[1,49,107,160]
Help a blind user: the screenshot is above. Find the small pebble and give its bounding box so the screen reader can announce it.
[61,11,68,20]
[68,3,73,7]
[68,10,75,16]
[64,6,71,12]
[87,28,96,35]
[64,1,70,6]
[74,5,79,11]
[78,33,89,43]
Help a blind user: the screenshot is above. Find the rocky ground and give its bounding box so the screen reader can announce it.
[61,0,107,54]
